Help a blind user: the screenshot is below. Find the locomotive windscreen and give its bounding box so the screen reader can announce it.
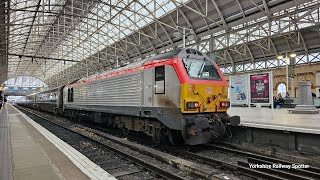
[182,58,221,80]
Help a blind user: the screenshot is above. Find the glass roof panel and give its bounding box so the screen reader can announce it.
[9,0,316,84]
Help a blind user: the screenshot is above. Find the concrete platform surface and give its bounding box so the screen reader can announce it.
[0,104,116,180]
[228,107,320,134]
[0,105,13,180]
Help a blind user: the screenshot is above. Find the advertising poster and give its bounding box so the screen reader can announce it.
[250,73,270,103]
[230,74,248,104]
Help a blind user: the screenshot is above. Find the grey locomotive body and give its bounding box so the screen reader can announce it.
[18,49,240,145]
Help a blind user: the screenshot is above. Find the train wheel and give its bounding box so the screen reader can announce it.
[70,111,76,120]
[153,134,169,145]
[106,115,114,128]
[53,108,58,115]
[122,128,129,135]
[152,129,169,145]
[168,129,184,145]
[59,109,63,115]
[152,135,160,144]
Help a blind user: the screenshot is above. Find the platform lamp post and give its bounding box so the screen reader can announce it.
[277,51,296,97]
[173,26,195,48]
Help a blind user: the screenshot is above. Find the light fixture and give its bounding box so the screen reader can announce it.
[187,33,194,40]
[277,55,283,59]
[289,52,297,58]
[173,29,182,38]
[187,29,194,40]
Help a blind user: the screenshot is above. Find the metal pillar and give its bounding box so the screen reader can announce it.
[286,52,289,93]
[232,64,236,75]
[289,57,295,97]
[116,56,119,67]
[209,35,214,59]
[182,27,186,48]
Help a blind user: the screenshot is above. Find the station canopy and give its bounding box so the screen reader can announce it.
[1,0,320,87]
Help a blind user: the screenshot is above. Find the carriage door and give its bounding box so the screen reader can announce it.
[143,68,154,106]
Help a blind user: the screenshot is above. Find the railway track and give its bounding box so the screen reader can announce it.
[78,124,320,180]
[16,106,192,180]
[208,144,320,177]
[16,106,247,180]
[16,105,320,180]
[177,144,320,180]
[81,120,320,180]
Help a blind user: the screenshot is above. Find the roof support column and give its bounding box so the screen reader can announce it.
[209,35,214,59]
[289,56,295,97]
[232,64,236,75]
[0,0,8,83]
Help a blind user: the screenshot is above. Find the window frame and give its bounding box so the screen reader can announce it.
[155,65,165,94]
[182,57,221,81]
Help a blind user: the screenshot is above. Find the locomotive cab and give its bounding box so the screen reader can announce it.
[176,49,240,145]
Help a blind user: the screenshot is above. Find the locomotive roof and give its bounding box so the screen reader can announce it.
[145,48,205,61]
[26,85,65,97]
[146,49,182,61]
[26,92,38,97]
[73,48,205,85]
[37,87,60,94]
[76,49,183,82]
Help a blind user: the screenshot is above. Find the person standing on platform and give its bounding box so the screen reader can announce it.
[0,91,3,109]
[285,92,290,98]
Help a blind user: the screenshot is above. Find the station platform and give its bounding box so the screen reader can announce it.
[0,104,115,180]
[228,107,320,134]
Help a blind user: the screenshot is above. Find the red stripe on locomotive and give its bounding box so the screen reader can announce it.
[65,57,227,87]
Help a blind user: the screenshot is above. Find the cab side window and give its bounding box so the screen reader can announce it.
[155,66,165,94]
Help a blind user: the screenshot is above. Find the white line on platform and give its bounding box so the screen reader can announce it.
[13,106,116,180]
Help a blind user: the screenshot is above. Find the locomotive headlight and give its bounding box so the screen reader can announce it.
[186,102,199,109]
[220,101,230,108]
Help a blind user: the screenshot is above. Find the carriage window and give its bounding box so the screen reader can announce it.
[155,66,165,94]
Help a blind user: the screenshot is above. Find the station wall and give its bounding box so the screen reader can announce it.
[224,63,320,98]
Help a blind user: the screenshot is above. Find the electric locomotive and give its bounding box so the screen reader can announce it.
[19,48,240,145]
